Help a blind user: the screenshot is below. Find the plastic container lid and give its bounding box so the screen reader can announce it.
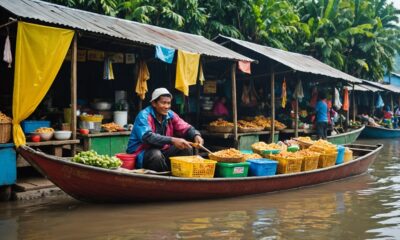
[247,159,278,165]
[287,145,300,152]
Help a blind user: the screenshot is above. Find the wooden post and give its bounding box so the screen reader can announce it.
[352,84,356,122]
[231,63,238,147]
[270,71,275,143]
[70,33,77,155]
[294,80,299,138]
[391,93,394,112]
[346,87,349,128]
[372,93,375,116]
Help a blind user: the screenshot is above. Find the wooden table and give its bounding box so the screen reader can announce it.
[200,130,279,150]
[79,131,131,156]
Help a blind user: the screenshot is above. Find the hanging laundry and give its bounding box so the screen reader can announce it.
[3,35,12,68]
[238,61,251,74]
[309,87,318,108]
[342,87,349,111]
[175,50,200,96]
[103,57,114,80]
[281,78,287,108]
[376,94,384,108]
[135,60,150,100]
[241,84,250,105]
[293,80,304,101]
[334,88,342,109]
[198,62,205,85]
[155,45,175,64]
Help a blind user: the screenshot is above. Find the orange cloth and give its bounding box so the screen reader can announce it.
[135,60,150,100]
[281,79,287,108]
[343,87,349,111]
[238,61,251,74]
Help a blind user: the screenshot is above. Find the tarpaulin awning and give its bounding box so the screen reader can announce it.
[0,0,254,62]
[215,35,361,84]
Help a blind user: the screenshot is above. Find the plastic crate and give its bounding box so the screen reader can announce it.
[0,143,16,185]
[336,145,345,165]
[21,120,50,134]
[216,162,250,178]
[301,153,320,171]
[170,156,216,178]
[247,159,278,176]
[276,156,303,174]
[318,152,338,168]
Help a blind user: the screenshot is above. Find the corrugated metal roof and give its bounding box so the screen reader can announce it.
[351,84,382,92]
[216,35,361,83]
[362,80,400,93]
[0,0,254,62]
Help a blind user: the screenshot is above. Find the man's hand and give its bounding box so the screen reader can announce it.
[194,135,204,145]
[171,137,192,150]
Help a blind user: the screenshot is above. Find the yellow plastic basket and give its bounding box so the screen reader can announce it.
[302,153,320,171]
[170,156,217,178]
[318,152,338,168]
[276,156,303,174]
[344,148,353,163]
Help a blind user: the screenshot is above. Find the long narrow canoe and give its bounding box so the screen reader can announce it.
[360,125,400,138]
[327,125,365,144]
[18,144,382,203]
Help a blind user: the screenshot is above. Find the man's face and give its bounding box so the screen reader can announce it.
[152,96,171,116]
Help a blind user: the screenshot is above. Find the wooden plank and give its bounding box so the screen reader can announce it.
[15,178,54,191]
[200,130,277,138]
[352,84,356,122]
[79,131,131,138]
[71,33,78,156]
[231,63,238,146]
[26,139,79,146]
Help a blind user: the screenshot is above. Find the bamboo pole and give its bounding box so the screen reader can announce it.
[352,84,356,122]
[295,97,299,138]
[70,33,77,155]
[346,87,349,128]
[372,93,375,115]
[270,71,275,143]
[231,63,238,147]
[391,93,394,112]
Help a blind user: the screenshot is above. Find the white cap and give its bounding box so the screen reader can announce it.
[150,88,172,102]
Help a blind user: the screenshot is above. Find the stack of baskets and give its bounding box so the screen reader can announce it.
[269,152,303,174]
[0,112,12,143]
[308,141,338,168]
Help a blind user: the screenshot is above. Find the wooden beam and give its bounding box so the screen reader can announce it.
[231,63,238,147]
[295,97,299,138]
[270,71,275,143]
[391,93,394,112]
[70,33,77,156]
[352,84,356,122]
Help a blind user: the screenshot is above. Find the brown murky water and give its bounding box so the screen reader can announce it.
[1,139,399,240]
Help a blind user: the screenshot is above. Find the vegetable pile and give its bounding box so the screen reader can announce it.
[72,150,122,169]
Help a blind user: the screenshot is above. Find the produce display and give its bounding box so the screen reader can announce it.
[80,114,103,122]
[250,116,286,130]
[237,120,260,129]
[72,150,122,169]
[0,112,12,123]
[296,136,314,144]
[209,119,234,127]
[242,153,262,160]
[251,142,286,152]
[102,122,124,132]
[35,127,54,133]
[211,148,243,158]
[308,139,337,153]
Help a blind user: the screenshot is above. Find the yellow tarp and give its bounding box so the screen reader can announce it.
[175,50,200,96]
[135,60,150,100]
[13,22,74,147]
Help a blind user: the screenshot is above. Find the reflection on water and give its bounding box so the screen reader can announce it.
[0,139,399,239]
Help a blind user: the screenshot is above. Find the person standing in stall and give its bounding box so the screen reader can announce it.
[315,91,329,139]
[126,88,204,172]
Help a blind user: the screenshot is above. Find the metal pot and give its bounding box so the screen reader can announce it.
[92,102,112,110]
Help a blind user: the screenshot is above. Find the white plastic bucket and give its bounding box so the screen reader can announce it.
[114,111,128,127]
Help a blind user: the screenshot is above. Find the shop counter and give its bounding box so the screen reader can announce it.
[200,130,279,151]
[79,131,131,156]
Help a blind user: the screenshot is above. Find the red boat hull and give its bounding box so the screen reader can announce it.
[18,144,382,202]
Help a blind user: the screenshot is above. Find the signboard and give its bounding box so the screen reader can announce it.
[203,80,217,94]
[87,50,105,61]
[125,53,136,64]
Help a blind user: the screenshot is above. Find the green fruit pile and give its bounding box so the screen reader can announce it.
[72,150,122,169]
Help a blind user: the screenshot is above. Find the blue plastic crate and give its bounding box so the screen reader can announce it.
[0,143,16,186]
[247,158,278,176]
[336,145,345,165]
[21,120,50,134]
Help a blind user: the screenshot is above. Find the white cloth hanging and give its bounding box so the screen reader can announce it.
[3,35,12,68]
[293,80,304,101]
[334,88,342,109]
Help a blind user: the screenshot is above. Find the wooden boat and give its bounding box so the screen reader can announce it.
[18,144,382,203]
[360,125,400,138]
[327,125,365,144]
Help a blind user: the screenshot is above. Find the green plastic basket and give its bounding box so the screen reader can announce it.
[216,162,250,178]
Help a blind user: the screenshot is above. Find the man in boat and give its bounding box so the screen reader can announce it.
[126,88,204,172]
[315,91,329,139]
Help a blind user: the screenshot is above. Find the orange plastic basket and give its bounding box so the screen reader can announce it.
[301,153,320,171]
[170,156,216,178]
[318,152,338,168]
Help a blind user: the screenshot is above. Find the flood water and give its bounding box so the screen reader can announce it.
[1,138,400,240]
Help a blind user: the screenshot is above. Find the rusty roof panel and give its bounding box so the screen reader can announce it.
[216,35,362,83]
[362,80,400,93]
[0,0,254,62]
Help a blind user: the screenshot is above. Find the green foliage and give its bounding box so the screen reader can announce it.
[44,0,400,82]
